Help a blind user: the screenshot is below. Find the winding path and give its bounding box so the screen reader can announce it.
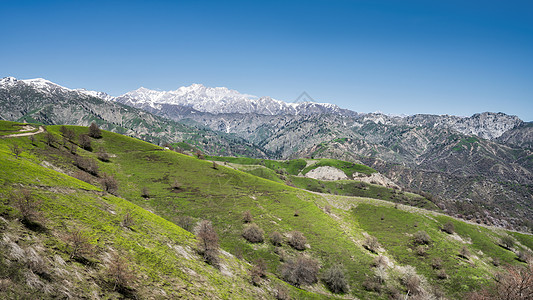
[0,126,45,138]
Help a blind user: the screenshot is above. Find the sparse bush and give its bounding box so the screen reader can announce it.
[363,236,380,253]
[242,223,264,243]
[73,170,92,184]
[66,230,93,261]
[9,143,22,159]
[288,231,307,250]
[78,133,92,151]
[270,231,283,246]
[415,245,427,256]
[171,179,182,190]
[413,230,431,245]
[492,257,501,266]
[107,251,136,292]
[442,221,455,234]
[74,156,99,176]
[517,251,531,263]
[12,189,42,223]
[70,142,78,154]
[293,210,299,217]
[97,150,110,162]
[372,255,387,268]
[195,150,205,159]
[176,215,195,232]
[44,131,56,146]
[141,187,150,198]
[362,276,382,292]
[250,258,267,285]
[436,269,448,280]
[401,270,421,295]
[467,264,533,300]
[321,264,349,293]
[242,210,253,223]
[432,257,443,269]
[28,134,36,145]
[499,235,515,250]
[101,173,119,195]
[196,220,219,266]
[275,284,290,300]
[88,122,102,138]
[281,255,319,286]
[324,205,331,213]
[212,161,218,169]
[121,211,135,228]
[459,246,471,259]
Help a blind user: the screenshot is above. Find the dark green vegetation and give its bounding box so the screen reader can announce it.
[1,122,532,299]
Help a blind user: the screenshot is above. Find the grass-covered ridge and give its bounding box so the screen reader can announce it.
[301,158,377,177]
[0,122,531,299]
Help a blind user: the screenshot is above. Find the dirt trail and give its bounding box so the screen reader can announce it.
[0,126,44,138]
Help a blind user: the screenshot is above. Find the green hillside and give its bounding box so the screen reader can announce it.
[1,122,532,299]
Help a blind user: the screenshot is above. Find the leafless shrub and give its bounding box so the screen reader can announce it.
[436,269,448,280]
[492,257,501,267]
[432,257,443,269]
[293,210,299,217]
[288,231,307,250]
[74,156,99,176]
[401,270,421,295]
[78,134,92,151]
[73,171,92,184]
[141,187,150,198]
[212,161,218,169]
[324,205,331,213]
[363,236,380,253]
[101,173,119,195]
[281,255,319,286]
[121,211,135,229]
[176,215,195,232]
[242,210,253,223]
[28,134,36,145]
[372,255,387,268]
[171,179,182,190]
[12,189,42,223]
[97,150,110,162]
[362,276,382,292]
[196,220,219,266]
[9,143,22,159]
[195,150,204,159]
[442,221,455,234]
[517,251,532,263]
[44,131,56,146]
[242,223,264,243]
[107,251,136,292]
[415,245,427,256]
[70,142,78,155]
[66,230,93,261]
[270,231,283,246]
[499,236,515,250]
[466,264,533,300]
[413,230,431,245]
[459,246,471,259]
[250,258,267,286]
[275,284,290,300]
[88,122,102,138]
[321,264,349,293]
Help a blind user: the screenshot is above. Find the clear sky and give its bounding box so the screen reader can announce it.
[1,0,532,120]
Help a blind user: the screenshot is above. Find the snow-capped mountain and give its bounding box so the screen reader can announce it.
[114,84,343,116]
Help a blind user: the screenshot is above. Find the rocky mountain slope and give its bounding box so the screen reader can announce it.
[0,77,267,158]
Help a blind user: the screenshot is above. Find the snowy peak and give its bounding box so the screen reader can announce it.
[115,84,340,115]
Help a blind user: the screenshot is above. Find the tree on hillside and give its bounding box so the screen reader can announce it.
[9,143,22,159]
[12,189,42,223]
[467,263,533,300]
[196,220,219,266]
[44,131,56,147]
[88,122,102,138]
[281,255,319,286]
[79,134,92,151]
[322,264,349,293]
[288,231,307,250]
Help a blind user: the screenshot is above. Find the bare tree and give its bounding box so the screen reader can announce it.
[196,220,219,266]
[101,173,119,195]
[44,131,56,147]
[78,134,92,151]
[363,236,380,253]
[12,189,42,223]
[270,231,283,246]
[442,221,455,234]
[28,134,36,145]
[74,156,99,176]
[9,143,22,159]
[107,251,136,292]
[281,255,319,286]
[242,210,253,223]
[66,230,93,261]
[242,223,264,243]
[88,122,102,138]
[250,258,267,286]
[467,263,533,300]
[288,231,307,250]
[322,264,349,293]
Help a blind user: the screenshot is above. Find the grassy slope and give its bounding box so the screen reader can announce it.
[0,127,314,299]
[1,122,532,299]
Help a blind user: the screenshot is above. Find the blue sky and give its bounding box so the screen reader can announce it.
[1,0,532,120]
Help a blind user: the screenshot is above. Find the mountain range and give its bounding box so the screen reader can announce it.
[1,76,532,232]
